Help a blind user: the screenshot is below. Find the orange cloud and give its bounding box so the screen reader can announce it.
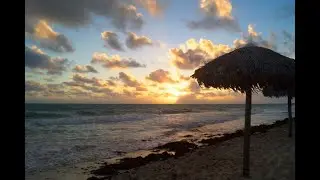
[146,69,177,83]
[135,0,164,16]
[187,0,239,32]
[200,0,233,19]
[169,38,232,69]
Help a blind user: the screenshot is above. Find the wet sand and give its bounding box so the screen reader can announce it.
[91,119,295,180]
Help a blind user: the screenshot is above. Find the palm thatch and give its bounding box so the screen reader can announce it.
[191,45,295,93]
[262,86,295,98]
[262,84,295,138]
[191,44,295,177]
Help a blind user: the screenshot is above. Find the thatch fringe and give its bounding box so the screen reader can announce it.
[191,46,295,93]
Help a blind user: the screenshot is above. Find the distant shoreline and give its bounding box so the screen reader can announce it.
[25,103,290,105]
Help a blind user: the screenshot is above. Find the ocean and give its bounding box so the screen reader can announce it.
[25,103,295,177]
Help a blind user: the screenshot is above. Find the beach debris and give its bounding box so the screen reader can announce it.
[155,140,198,157]
[88,118,292,180]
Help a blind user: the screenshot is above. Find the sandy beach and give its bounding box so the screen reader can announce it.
[91,121,294,180]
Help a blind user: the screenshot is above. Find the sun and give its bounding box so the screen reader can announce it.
[167,87,182,97]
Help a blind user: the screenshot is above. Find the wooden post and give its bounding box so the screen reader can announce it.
[288,95,293,137]
[243,88,252,177]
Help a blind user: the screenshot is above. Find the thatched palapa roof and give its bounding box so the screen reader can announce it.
[262,86,295,98]
[191,45,295,93]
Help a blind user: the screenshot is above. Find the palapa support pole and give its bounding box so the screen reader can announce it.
[288,95,293,137]
[243,88,252,177]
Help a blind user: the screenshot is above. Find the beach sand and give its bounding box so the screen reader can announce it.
[110,124,295,180]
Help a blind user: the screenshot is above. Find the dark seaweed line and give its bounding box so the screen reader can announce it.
[87,118,293,180]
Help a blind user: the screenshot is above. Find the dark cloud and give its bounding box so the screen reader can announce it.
[73,65,98,73]
[101,31,124,51]
[25,46,70,75]
[187,17,240,32]
[25,80,66,97]
[25,80,47,92]
[63,81,85,87]
[25,0,144,31]
[72,74,105,87]
[38,34,74,53]
[109,76,120,81]
[119,72,141,87]
[64,75,118,96]
[91,52,146,69]
[26,20,74,53]
[146,69,177,83]
[106,80,116,86]
[126,32,153,49]
[72,74,96,84]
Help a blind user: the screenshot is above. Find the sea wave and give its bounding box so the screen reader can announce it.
[25,111,70,119]
[158,108,194,114]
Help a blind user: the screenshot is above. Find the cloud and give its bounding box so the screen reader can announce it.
[81,85,115,95]
[170,24,280,70]
[101,31,124,51]
[25,80,67,97]
[25,0,144,31]
[25,80,47,92]
[26,20,74,53]
[122,89,142,97]
[25,46,70,75]
[186,80,201,93]
[63,81,85,87]
[64,74,118,96]
[169,48,208,69]
[146,69,177,83]
[106,80,117,86]
[282,30,295,57]
[136,86,148,91]
[135,0,165,16]
[169,38,231,70]
[126,32,153,49]
[119,72,141,87]
[43,77,55,82]
[233,24,277,50]
[73,65,98,73]
[187,0,240,32]
[117,72,148,91]
[72,74,106,87]
[91,52,146,69]
[179,75,191,81]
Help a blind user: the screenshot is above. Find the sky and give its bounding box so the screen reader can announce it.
[25,0,295,104]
